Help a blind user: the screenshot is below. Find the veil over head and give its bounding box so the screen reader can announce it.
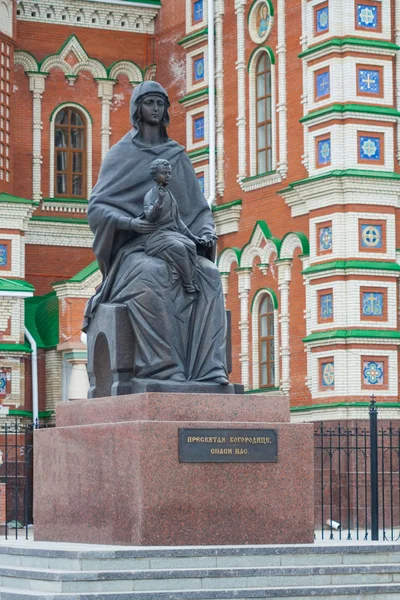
[130,81,171,129]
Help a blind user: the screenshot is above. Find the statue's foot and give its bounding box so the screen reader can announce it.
[214,376,230,386]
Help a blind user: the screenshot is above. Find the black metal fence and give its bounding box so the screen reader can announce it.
[315,397,400,541]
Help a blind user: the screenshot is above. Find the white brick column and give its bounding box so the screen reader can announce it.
[220,272,229,306]
[396,0,400,164]
[28,74,46,202]
[215,0,225,195]
[237,268,252,390]
[98,80,115,161]
[277,260,292,394]
[235,0,247,180]
[276,0,288,177]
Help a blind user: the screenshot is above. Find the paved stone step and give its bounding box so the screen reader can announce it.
[2,564,400,593]
[2,582,400,599]
[1,545,400,571]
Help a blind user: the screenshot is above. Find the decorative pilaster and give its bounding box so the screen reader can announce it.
[235,0,247,181]
[277,260,292,394]
[220,272,229,305]
[276,0,288,177]
[215,0,225,196]
[237,268,252,390]
[396,0,400,164]
[98,81,115,161]
[64,351,89,401]
[28,74,46,202]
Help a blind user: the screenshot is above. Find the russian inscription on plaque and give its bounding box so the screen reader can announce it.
[179,428,278,463]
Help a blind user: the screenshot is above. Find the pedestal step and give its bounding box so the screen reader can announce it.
[1,544,400,598]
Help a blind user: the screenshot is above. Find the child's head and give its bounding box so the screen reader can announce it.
[150,159,172,185]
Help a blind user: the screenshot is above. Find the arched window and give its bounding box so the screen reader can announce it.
[256,53,272,175]
[259,294,275,387]
[54,108,85,198]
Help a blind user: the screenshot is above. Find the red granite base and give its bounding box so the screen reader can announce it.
[34,393,314,545]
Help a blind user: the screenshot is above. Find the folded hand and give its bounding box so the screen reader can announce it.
[129,217,157,233]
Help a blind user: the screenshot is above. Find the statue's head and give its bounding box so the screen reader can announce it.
[150,159,172,186]
[130,81,170,141]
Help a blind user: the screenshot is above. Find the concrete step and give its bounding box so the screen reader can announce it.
[2,564,400,593]
[2,582,400,599]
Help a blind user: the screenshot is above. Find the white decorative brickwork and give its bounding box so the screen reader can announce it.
[251,289,279,391]
[186,0,207,34]
[0,355,24,407]
[26,220,94,248]
[213,203,242,236]
[16,0,158,33]
[186,105,209,151]
[276,0,288,178]
[238,268,252,390]
[45,349,63,414]
[215,0,225,196]
[28,74,46,202]
[278,260,292,394]
[0,233,22,278]
[186,46,208,94]
[236,0,247,181]
[0,0,12,37]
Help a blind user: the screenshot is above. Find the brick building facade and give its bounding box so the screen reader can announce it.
[0,0,399,423]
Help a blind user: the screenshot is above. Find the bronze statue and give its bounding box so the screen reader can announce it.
[84,81,235,394]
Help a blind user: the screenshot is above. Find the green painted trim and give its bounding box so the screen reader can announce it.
[49,102,93,124]
[247,0,275,21]
[250,288,278,311]
[302,260,400,275]
[0,278,35,293]
[30,216,89,225]
[279,169,400,194]
[178,27,208,47]
[245,387,280,394]
[303,329,400,343]
[14,50,39,69]
[43,197,88,204]
[0,343,32,353]
[299,37,400,59]
[8,409,54,418]
[291,401,400,412]
[178,88,209,105]
[53,260,99,287]
[279,231,310,258]
[187,146,210,160]
[0,193,37,205]
[216,247,241,268]
[247,46,276,70]
[212,199,242,213]
[242,169,277,182]
[25,292,59,349]
[107,59,144,78]
[301,103,400,123]
[64,351,87,361]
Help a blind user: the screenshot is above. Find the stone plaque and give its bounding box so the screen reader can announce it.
[179,428,278,463]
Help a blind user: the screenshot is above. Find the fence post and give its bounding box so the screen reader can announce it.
[369,395,379,541]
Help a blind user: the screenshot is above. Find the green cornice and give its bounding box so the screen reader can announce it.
[301,104,400,123]
[299,37,400,59]
[247,46,276,69]
[242,170,276,183]
[0,193,37,205]
[0,343,32,353]
[291,401,400,412]
[30,216,89,225]
[302,260,400,275]
[43,197,88,204]
[280,231,310,258]
[304,329,400,343]
[0,279,35,294]
[187,146,210,160]
[212,199,242,213]
[54,260,98,286]
[178,88,209,105]
[280,169,400,194]
[9,409,54,418]
[178,28,208,47]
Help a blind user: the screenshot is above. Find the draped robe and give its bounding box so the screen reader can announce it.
[84,131,228,383]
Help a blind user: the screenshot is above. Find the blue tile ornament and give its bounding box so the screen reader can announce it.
[0,244,7,267]
[317,138,331,165]
[194,116,204,140]
[321,362,334,387]
[359,136,381,161]
[316,71,330,98]
[361,223,382,249]
[320,293,333,320]
[357,3,378,28]
[363,360,384,385]
[362,292,383,317]
[197,175,205,193]
[319,226,332,251]
[194,57,204,82]
[358,69,380,94]
[193,0,203,22]
[316,5,329,32]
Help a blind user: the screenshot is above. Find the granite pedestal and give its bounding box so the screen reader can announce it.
[34,393,314,545]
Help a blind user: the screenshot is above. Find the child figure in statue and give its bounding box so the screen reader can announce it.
[143,159,202,293]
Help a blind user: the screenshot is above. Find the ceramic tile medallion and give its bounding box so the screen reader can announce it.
[248,0,273,44]
[356,2,379,29]
[0,244,7,267]
[193,0,203,23]
[363,360,384,386]
[319,225,332,252]
[362,291,383,317]
[360,223,383,248]
[321,361,335,389]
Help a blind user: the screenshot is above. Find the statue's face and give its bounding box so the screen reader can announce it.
[140,94,166,126]
[156,165,172,186]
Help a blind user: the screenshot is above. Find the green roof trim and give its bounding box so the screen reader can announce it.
[303,329,400,343]
[187,146,210,160]
[280,169,400,194]
[25,293,59,349]
[212,199,242,213]
[247,46,276,70]
[299,37,400,59]
[0,193,37,205]
[242,169,276,183]
[302,260,400,275]
[0,279,35,294]
[178,27,208,47]
[30,216,89,225]
[43,197,88,204]
[279,231,310,258]
[0,343,32,353]
[291,401,400,412]
[250,288,278,312]
[9,409,54,418]
[245,387,280,394]
[178,88,209,105]
[54,260,99,286]
[301,104,400,123]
